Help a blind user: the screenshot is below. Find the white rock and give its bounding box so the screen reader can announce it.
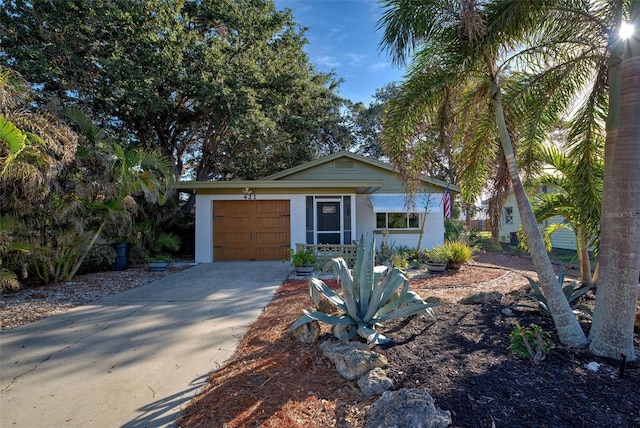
[586,362,600,372]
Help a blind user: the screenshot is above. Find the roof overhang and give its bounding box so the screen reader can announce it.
[368,193,441,213]
[177,180,383,194]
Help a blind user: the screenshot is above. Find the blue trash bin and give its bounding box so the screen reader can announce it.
[112,242,130,271]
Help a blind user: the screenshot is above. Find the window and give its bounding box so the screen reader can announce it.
[376,212,420,229]
[504,207,514,224]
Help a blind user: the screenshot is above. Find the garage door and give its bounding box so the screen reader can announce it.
[213,200,290,261]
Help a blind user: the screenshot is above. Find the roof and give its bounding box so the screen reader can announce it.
[178,151,460,193]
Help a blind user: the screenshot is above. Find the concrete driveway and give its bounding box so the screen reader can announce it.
[0,261,291,427]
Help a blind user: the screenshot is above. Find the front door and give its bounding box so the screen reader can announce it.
[316,200,341,244]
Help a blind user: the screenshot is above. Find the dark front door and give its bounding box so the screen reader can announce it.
[316,201,341,244]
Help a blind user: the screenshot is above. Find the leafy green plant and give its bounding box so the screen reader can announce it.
[521,267,594,316]
[147,232,181,261]
[290,248,316,267]
[392,253,409,271]
[289,237,437,344]
[423,246,449,264]
[442,240,475,264]
[444,219,464,241]
[509,322,551,363]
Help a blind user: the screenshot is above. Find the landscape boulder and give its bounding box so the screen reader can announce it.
[291,320,320,344]
[358,367,394,398]
[458,291,502,305]
[365,388,452,428]
[320,341,387,380]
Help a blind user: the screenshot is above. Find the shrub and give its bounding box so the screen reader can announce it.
[289,237,438,344]
[290,249,317,267]
[442,241,475,264]
[509,322,551,363]
[423,246,449,264]
[444,219,464,241]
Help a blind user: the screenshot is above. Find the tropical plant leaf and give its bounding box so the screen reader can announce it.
[326,257,362,322]
[357,324,391,345]
[288,309,355,332]
[375,301,437,324]
[309,277,347,311]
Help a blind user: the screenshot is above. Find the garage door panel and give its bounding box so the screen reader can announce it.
[216,232,251,245]
[213,200,290,261]
[255,200,289,213]
[215,217,251,230]
[255,231,289,244]
[215,247,254,261]
[255,217,289,229]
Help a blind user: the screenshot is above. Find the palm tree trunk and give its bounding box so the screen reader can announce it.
[489,71,587,347]
[589,3,640,360]
[579,233,593,287]
[589,0,625,344]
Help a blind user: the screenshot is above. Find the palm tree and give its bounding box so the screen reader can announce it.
[485,0,637,359]
[62,108,177,280]
[378,0,588,346]
[588,0,640,359]
[532,145,603,286]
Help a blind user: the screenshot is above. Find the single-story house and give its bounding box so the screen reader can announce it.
[499,185,578,251]
[178,151,459,263]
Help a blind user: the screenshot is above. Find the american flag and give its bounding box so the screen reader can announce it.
[443,185,451,219]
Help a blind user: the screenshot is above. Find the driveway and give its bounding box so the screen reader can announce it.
[0,261,291,427]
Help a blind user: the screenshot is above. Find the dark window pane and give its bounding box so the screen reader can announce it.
[408,213,419,228]
[388,213,407,229]
[376,213,387,228]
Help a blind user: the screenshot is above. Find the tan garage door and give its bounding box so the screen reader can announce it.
[213,200,290,261]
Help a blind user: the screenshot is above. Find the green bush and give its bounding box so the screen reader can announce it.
[423,246,449,264]
[444,219,464,241]
[509,322,551,363]
[441,241,476,264]
[289,237,437,344]
[289,249,317,267]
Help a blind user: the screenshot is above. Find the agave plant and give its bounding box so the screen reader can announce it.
[521,267,594,316]
[289,237,437,344]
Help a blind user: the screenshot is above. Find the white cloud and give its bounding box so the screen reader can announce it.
[370,62,388,71]
[315,55,341,68]
[345,53,367,66]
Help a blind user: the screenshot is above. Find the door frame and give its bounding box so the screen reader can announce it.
[314,197,343,244]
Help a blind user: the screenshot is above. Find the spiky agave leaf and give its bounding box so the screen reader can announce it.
[362,266,408,321]
[288,309,355,332]
[356,237,376,318]
[325,257,362,323]
[309,277,348,312]
[357,324,391,345]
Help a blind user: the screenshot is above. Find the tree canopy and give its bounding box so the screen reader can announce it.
[0,0,351,183]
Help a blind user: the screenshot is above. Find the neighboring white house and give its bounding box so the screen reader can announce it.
[178,151,460,263]
[498,185,577,251]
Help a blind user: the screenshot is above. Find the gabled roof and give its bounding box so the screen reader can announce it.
[177,151,460,193]
[261,151,460,192]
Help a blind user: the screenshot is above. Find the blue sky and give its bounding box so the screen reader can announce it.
[274,0,405,106]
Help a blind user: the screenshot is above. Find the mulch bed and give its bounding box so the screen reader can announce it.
[178,253,640,427]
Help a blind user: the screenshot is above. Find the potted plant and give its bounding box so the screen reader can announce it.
[290,248,317,276]
[146,232,181,272]
[442,241,475,270]
[424,246,448,273]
